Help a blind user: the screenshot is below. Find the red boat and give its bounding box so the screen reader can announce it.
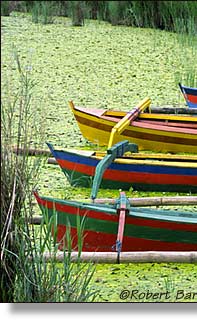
[34,191,197,253]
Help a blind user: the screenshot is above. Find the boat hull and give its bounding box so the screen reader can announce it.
[70,104,197,153]
[48,145,197,193]
[179,83,197,109]
[34,193,197,252]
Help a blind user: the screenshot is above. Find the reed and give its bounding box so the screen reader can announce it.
[1,53,97,302]
[68,1,86,26]
[1,0,10,16]
[1,1,24,16]
[107,1,121,26]
[15,1,197,33]
[31,1,40,24]
[163,275,175,295]
[173,34,197,90]
[1,52,44,302]
[31,1,55,24]
[40,1,55,25]
[14,206,97,302]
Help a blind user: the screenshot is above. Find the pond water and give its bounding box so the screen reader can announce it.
[2,12,197,302]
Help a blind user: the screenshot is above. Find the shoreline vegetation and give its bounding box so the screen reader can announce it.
[2,1,197,35]
[1,1,197,303]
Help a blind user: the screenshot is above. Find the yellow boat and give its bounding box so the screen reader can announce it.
[69,98,197,154]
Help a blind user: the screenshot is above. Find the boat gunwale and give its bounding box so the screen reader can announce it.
[35,193,197,224]
[72,106,197,136]
[51,147,197,168]
[73,104,197,122]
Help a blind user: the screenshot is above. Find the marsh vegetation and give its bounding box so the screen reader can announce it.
[1,1,197,302]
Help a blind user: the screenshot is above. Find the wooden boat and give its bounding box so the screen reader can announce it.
[69,97,197,153]
[179,83,197,109]
[34,190,197,252]
[47,141,197,193]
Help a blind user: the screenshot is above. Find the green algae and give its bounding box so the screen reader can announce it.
[2,13,197,303]
[2,13,197,149]
[91,263,197,302]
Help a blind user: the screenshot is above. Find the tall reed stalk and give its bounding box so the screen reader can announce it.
[1,0,10,16]
[1,53,97,302]
[31,1,54,24]
[13,206,97,302]
[1,52,44,302]
[8,1,197,33]
[68,1,86,26]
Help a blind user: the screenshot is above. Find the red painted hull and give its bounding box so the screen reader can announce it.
[47,143,197,193]
[56,225,197,252]
[34,192,197,252]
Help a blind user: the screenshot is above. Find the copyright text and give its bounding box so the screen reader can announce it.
[119,289,197,301]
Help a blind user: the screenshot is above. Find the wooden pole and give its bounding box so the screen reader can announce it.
[94,196,197,206]
[12,146,57,164]
[12,147,51,156]
[29,216,43,224]
[48,157,57,165]
[150,106,197,115]
[31,193,197,226]
[41,251,197,263]
[31,195,197,225]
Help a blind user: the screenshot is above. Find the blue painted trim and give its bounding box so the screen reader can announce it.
[50,147,197,176]
[179,83,197,108]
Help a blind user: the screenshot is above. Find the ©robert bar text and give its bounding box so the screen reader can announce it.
[119,289,197,301]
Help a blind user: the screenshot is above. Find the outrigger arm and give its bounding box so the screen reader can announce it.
[114,191,130,263]
[91,140,138,201]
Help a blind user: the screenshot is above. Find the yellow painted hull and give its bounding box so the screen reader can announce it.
[78,122,196,153]
[70,103,197,154]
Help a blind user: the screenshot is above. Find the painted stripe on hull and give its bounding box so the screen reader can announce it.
[48,210,197,247]
[34,192,197,251]
[55,150,197,174]
[36,196,197,229]
[187,94,197,103]
[47,206,197,233]
[136,119,197,129]
[56,225,197,251]
[35,196,197,237]
[76,106,197,132]
[62,167,197,193]
[55,156,197,192]
[78,123,197,153]
[132,120,196,134]
[184,88,197,96]
[72,106,197,152]
[57,157,197,177]
[75,114,197,147]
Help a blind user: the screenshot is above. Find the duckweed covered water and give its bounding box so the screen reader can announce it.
[2,12,197,302]
[91,263,197,302]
